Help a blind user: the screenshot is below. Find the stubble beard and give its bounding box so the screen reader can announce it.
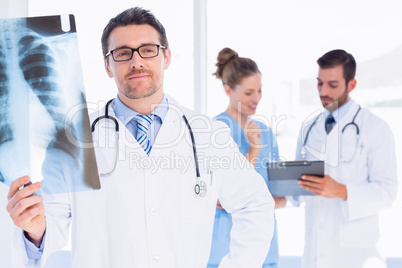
[121,73,163,100]
[323,86,349,112]
[120,68,163,100]
[122,84,159,99]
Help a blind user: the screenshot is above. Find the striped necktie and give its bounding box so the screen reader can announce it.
[325,113,336,134]
[136,114,154,155]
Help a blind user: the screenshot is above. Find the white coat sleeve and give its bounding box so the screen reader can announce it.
[342,118,398,221]
[214,125,275,268]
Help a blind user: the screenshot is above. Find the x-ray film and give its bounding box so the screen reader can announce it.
[0,15,100,192]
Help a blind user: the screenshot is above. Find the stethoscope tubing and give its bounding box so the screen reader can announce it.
[182,115,200,178]
[91,98,119,176]
[91,99,119,132]
[91,99,204,195]
[303,106,361,147]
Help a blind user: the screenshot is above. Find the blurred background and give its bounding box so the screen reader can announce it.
[1,0,401,267]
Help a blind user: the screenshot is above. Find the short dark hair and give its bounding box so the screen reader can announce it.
[317,49,356,84]
[101,7,169,58]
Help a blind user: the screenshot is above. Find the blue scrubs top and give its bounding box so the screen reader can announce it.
[208,112,280,267]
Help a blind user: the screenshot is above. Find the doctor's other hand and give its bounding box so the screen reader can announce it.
[244,120,261,165]
[298,174,347,200]
[216,199,225,210]
[273,197,286,209]
[244,120,261,149]
[6,176,46,247]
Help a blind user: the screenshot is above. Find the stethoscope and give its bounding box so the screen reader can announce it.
[91,98,207,197]
[301,106,361,163]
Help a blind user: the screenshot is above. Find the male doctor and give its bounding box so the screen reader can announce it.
[6,7,275,268]
[295,49,397,268]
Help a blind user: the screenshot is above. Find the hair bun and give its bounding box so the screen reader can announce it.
[214,47,238,79]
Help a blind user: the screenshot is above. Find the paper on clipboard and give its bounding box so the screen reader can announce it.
[267,161,324,196]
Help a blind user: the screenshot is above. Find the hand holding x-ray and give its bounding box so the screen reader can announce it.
[6,176,46,247]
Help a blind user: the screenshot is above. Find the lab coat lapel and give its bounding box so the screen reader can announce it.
[151,96,185,157]
[333,101,360,135]
[304,112,327,161]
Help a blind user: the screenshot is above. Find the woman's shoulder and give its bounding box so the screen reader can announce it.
[252,119,271,131]
[214,112,238,129]
[214,112,231,122]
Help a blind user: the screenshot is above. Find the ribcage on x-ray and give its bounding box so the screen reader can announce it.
[18,34,65,132]
[17,34,80,158]
[0,16,100,191]
[0,41,13,145]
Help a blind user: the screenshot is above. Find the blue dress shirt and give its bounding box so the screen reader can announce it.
[324,98,354,127]
[112,94,169,148]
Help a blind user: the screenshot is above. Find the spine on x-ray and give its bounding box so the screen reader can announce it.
[0,40,13,145]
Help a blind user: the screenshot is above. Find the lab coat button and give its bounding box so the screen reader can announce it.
[153,255,160,262]
[150,208,157,215]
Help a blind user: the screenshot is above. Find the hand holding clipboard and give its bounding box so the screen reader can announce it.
[298,173,348,199]
[267,161,324,196]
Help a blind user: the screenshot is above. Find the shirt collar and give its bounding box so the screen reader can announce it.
[112,94,169,126]
[325,98,355,123]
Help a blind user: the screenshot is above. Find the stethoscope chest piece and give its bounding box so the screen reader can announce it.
[194,180,207,197]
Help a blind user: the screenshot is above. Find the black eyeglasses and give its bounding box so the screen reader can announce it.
[105,44,166,62]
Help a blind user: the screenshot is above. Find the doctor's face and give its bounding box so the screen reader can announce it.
[317,65,356,112]
[225,73,262,118]
[104,24,171,101]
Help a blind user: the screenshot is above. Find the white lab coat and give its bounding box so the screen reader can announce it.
[294,100,397,268]
[15,96,275,268]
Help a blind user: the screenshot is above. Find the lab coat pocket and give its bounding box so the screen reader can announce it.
[180,172,216,225]
[340,216,379,248]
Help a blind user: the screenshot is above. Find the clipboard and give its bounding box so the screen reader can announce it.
[267,160,324,196]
